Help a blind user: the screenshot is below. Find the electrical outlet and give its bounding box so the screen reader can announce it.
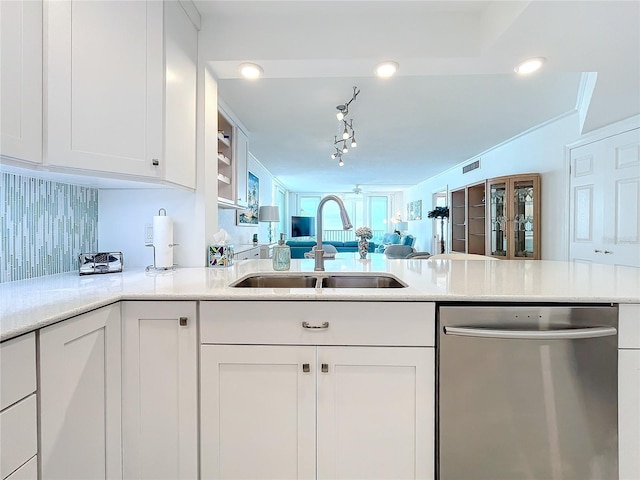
[144,224,153,244]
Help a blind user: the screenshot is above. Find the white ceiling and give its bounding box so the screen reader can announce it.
[195,0,640,193]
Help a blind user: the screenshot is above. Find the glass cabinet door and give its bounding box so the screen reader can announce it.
[512,178,536,258]
[488,181,507,257]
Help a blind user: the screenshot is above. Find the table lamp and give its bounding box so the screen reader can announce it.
[259,206,280,243]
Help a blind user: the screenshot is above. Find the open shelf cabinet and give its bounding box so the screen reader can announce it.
[449,182,486,254]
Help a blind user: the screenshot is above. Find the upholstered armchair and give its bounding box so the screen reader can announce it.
[374,232,401,253]
[384,245,416,258]
[401,235,416,248]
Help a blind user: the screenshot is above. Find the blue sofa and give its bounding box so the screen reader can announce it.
[286,240,377,259]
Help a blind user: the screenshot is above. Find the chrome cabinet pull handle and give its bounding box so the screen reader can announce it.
[179,317,188,326]
[302,363,310,373]
[302,321,329,329]
[321,363,329,373]
[594,249,602,253]
[604,250,613,254]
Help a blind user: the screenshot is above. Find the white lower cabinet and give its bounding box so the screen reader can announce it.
[121,301,198,480]
[40,304,122,480]
[200,301,436,480]
[619,304,640,480]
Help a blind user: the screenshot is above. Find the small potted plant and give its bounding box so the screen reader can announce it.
[427,206,450,254]
[355,226,373,259]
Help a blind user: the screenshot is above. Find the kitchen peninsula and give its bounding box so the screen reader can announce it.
[1,257,639,480]
[3,257,639,338]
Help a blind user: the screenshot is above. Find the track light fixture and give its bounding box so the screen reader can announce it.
[330,87,360,167]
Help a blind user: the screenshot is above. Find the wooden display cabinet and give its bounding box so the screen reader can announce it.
[486,173,540,259]
[449,182,486,255]
[450,188,466,253]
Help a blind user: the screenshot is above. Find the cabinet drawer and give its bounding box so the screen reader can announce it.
[0,394,37,480]
[619,304,640,349]
[0,333,36,410]
[200,301,435,346]
[236,247,260,260]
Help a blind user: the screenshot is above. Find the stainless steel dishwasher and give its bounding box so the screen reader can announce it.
[438,305,618,480]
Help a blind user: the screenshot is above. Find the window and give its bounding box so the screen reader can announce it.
[367,196,388,237]
[293,193,394,242]
[275,187,286,237]
[298,196,320,217]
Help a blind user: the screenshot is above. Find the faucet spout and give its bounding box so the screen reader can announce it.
[315,195,352,271]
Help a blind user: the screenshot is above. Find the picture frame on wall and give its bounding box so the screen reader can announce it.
[407,200,422,221]
[236,171,259,225]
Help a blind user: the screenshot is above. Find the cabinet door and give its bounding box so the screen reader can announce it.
[0,0,42,163]
[487,178,508,257]
[317,346,434,480]
[509,175,540,259]
[450,188,466,253]
[235,131,249,207]
[40,304,122,480]
[47,0,163,178]
[619,349,640,480]
[163,0,197,189]
[121,301,197,480]
[200,345,316,480]
[570,128,640,267]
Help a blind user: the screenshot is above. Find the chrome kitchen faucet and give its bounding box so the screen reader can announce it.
[314,195,353,271]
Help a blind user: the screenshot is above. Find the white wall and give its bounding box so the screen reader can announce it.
[99,188,199,268]
[405,112,581,260]
[217,154,277,246]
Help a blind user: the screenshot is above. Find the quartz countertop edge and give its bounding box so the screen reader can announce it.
[2,258,639,342]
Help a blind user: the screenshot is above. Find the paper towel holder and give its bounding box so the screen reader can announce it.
[145,208,178,272]
[145,244,179,272]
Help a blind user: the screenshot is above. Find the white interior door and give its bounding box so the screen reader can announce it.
[570,128,640,266]
[316,346,434,480]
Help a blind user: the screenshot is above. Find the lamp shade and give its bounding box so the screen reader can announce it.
[259,206,280,222]
[396,221,409,231]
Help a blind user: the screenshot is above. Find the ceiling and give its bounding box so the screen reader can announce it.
[195,1,640,193]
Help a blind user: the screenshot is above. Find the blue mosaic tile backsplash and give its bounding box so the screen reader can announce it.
[1,172,98,283]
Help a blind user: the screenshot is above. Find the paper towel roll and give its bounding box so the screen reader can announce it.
[153,213,174,268]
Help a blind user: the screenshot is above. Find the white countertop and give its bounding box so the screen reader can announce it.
[1,256,639,341]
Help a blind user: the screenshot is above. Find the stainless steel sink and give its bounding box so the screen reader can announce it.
[230,273,406,288]
[321,274,406,288]
[231,274,319,288]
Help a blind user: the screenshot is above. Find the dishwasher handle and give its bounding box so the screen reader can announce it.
[443,325,617,340]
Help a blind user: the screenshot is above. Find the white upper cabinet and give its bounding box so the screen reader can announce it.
[46,0,197,188]
[163,0,198,189]
[0,0,43,164]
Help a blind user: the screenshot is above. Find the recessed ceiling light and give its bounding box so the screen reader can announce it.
[514,57,546,75]
[375,61,399,78]
[239,62,263,80]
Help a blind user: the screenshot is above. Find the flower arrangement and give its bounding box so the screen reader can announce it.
[355,226,373,240]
